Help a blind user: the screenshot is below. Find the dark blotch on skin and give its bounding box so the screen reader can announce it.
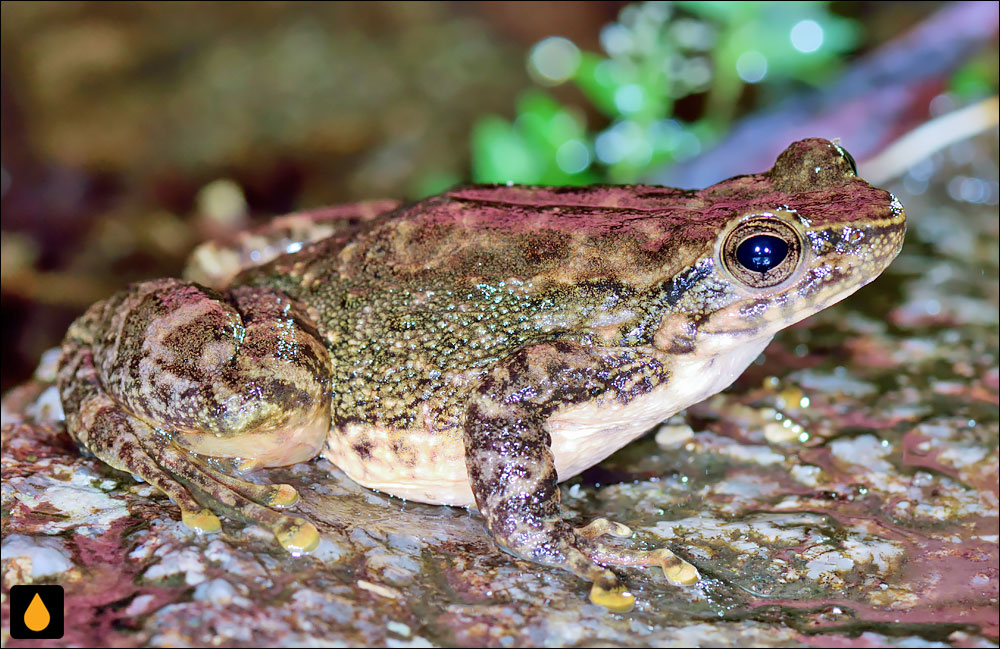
[352,440,372,460]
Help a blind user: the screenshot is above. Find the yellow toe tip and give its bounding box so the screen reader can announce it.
[235,458,260,472]
[589,583,635,613]
[268,484,299,507]
[182,509,221,533]
[611,522,633,537]
[664,561,700,585]
[277,519,320,554]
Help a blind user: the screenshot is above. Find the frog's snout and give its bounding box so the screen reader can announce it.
[831,203,907,279]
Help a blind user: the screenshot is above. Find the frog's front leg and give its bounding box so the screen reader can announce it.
[57,278,331,552]
[464,341,699,612]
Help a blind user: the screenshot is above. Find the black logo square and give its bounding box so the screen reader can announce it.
[9,584,64,639]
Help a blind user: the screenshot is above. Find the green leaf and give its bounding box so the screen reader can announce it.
[409,170,461,199]
[949,58,999,100]
[676,1,761,25]
[573,53,631,118]
[471,116,542,184]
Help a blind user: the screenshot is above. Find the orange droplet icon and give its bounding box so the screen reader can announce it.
[24,592,51,632]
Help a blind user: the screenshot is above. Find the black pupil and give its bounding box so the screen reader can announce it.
[736,235,788,273]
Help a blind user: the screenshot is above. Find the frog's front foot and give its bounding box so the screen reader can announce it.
[464,342,700,612]
[58,279,330,553]
[577,518,700,586]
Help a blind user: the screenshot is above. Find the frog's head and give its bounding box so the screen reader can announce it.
[654,138,906,355]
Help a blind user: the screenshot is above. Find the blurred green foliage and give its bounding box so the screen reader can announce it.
[472,0,860,185]
[948,56,1000,101]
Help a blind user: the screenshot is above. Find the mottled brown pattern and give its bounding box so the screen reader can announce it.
[73,279,331,442]
[185,199,402,289]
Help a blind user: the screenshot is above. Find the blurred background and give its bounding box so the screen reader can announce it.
[1,1,997,394]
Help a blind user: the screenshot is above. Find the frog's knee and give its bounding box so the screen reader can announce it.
[76,280,331,466]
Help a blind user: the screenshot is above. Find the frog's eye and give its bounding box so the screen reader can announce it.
[721,217,802,289]
[736,235,788,272]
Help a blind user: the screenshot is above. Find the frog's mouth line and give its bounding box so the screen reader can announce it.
[696,254,900,343]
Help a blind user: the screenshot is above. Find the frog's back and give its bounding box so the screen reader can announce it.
[273,172,894,290]
[332,184,712,289]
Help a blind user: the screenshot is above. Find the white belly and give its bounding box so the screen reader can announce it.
[323,422,474,506]
[547,335,772,481]
[323,336,772,507]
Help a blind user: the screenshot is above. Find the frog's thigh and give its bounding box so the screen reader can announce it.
[463,341,698,612]
[58,279,331,552]
[185,200,401,288]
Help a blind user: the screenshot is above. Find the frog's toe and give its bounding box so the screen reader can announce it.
[267,484,301,507]
[204,466,300,508]
[88,415,307,547]
[155,443,321,553]
[650,548,700,585]
[181,509,222,533]
[589,543,701,587]
[557,542,635,612]
[274,517,320,554]
[576,518,633,539]
[119,432,223,536]
[589,582,636,613]
[58,386,223,538]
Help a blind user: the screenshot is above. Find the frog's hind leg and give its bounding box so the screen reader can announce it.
[185,200,401,288]
[58,278,332,553]
[59,339,222,533]
[464,341,699,612]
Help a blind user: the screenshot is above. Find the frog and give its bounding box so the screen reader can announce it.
[56,138,905,612]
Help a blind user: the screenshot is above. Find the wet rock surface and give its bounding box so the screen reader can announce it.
[2,131,998,647]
